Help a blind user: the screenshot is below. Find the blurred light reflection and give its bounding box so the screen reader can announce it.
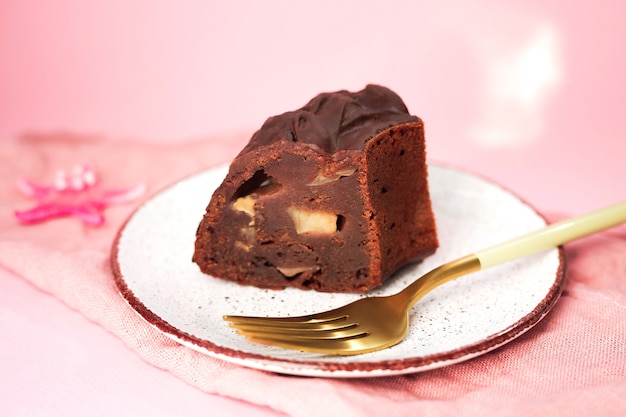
[471,24,563,147]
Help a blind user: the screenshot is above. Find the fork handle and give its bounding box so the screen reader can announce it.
[475,200,626,269]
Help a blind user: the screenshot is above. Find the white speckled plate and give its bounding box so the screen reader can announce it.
[112,163,564,378]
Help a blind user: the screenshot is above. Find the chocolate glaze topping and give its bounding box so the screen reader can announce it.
[242,84,419,154]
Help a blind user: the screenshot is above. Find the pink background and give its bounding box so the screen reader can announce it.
[2,0,625,214]
[1,1,625,416]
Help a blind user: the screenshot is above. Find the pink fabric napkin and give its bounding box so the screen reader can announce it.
[1,133,625,417]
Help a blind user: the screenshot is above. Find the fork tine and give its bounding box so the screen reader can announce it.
[233,322,364,340]
[223,311,348,327]
[230,321,357,334]
[244,332,371,355]
[225,315,350,331]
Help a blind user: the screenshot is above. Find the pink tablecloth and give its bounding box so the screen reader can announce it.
[1,134,625,417]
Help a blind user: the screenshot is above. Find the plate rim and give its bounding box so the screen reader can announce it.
[111,162,566,377]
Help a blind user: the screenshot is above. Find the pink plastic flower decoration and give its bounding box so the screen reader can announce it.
[14,164,146,227]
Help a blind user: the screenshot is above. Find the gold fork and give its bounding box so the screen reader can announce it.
[224,200,626,355]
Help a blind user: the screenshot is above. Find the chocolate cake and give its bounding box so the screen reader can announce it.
[193,84,438,293]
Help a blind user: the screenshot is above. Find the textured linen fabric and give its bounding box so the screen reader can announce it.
[1,134,625,417]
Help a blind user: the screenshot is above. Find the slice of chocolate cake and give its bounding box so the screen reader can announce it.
[193,84,438,293]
